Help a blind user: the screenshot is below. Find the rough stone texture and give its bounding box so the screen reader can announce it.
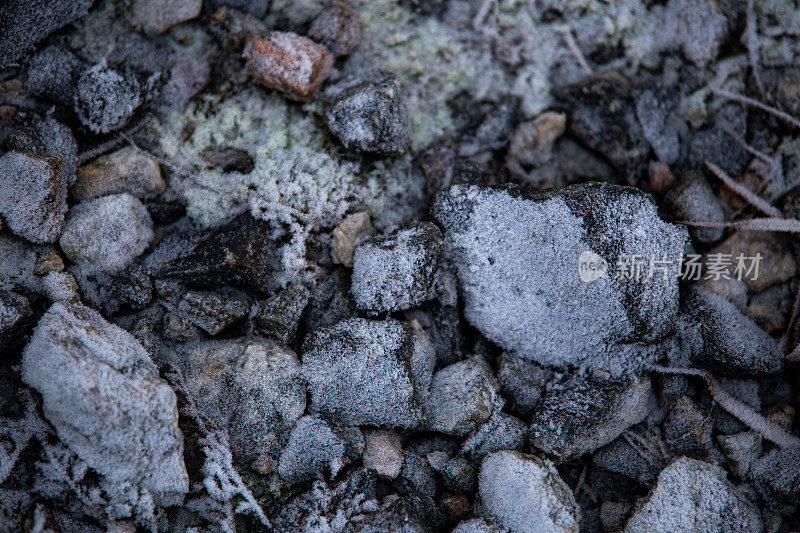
[302,318,434,429]
[331,212,375,267]
[717,432,762,479]
[308,1,361,57]
[0,0,92,69]
[593,426,665,486]
[325,71,411,155]
[666,171,725,243]
[177,290,249,335]
[508,112,567,167]
[72,147,165,201]
[362,429,403,479]
[685,287,782,375]
[250,284,310,345]
[751,448,800,513]
[0,291,31,352]
[529,374,652,462]
[706,232,797,293]
[426,356,500,437]
[21,302,188,503]
[60,194,154,274]
[442,456,476,494]
[624,457,763,533]
[0,151,67,244]
[277,415,347,484]
[74,64,142,134]
[478,451,581,533]
[182,337,306,462]
[432,183,687,375]
[208,6,268,53]
[243,32,335,102]
[496,352,549,417]
[553,73,650,182]
[461,412,527,461]
[128,0,202,35]
[27,45,87,105]
[453,518,507,533]
[664,396,712,457]
[156,214,282,294]
[351,222,442,313]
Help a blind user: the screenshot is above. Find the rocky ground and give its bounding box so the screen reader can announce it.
[1,0,800,532]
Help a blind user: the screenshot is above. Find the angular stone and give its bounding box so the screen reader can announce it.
[178,290,249,335]
[0,291,31,353]
[208,6,268,53]
[706,231,797,293]
[243,32,334,102]
[0,151,67,244]
[664,396,712,457]
[426,356,500,437]
[21,302,188,503]
[325,71,411,155]
[593,426,665,487]
[751,448,800,513]
[250,284,309,345]
[351,222,442,313]
[302,318,434,429]
[478,451,581,533]
[0,0,92,69]
[60,194,154,274]
[277,415,347,484]
[496,352,549,417]
[508,112,567,167]
[128,0,202,35]
[461,412,527,461]
[362,429,403,479]
[201,145,254,174]
[432,183,687,375]
[72,147,164,201]
[308,1,361,57]
[182,337,306,462]
[74,64,142,134]
[717,432,762,479]
[331,212,374,267]
[530,374,652,462]
[624,457,762,533]
[685,287,782,375]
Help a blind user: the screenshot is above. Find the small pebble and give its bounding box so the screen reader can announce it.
[362,429,403,479]
[717,432,762,478]
[72,146,164,201]
[331,212,375,267]
[250,284,310,345]
[128,0,202,35]
[208,7,268,53]
[507,111,566,167]
[648,161,676,194]
[0,291,31,353]
[60,193,154,273]
[243,32,335,103]
[308,1,361,57]
[325,71,411,155]
[74,64,142,134]
[26,44,86,105]
[278,415,347,483]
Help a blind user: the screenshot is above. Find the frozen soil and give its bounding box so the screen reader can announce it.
[2,0,800,532]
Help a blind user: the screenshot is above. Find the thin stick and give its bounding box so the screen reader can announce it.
[705,161,782,217]
[713,88,800,130]
[651,365,800,449]
[744,0,765,97]
[562,30,592,75]
[678,217,800,233]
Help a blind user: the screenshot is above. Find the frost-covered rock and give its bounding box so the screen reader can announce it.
[496,352,549,417]
[624,457,763,533]
[177,290,249,335]
[277,415,348,484]
[72,147,165,201]
[0,0,92,69]
[27,44,87,105]
[362,429,403,479]
[351,222,442,313]
[666,171,724,243]
[478,451,581,533]
[244,32,334,102]
[128,0,202,35]
[251,284,310,345]
[302,318,434,429]
[308,1,361,57]
[21,302,188,503]
[0,151,67,244]
[0,291,31,352]
[60,194,154,273]
[684,287,782,375]
[462,412,527,461]
[182,337,306,462]
[325,71,411,155]
[432,183,687,375]
[717,432,762,479]
[751,448,800,513]
[529,374,652,462]
[74,64,142,134]
[426,355,500,437]
[453,518,507,533]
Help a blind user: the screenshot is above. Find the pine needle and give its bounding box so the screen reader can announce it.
[712,88,800,130]
[651,365,800,449]
[679,217,800,233]
[705,161,782,217]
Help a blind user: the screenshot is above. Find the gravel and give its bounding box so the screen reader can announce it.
[277,415,348,484]
[73,64,142,134]
[72,147,164,201]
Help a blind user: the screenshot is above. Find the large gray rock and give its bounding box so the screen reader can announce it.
[21,302,188,503]
[302,318,434,429]
[60,193,154,274]
[181,337,306,462]
[529,374,652,462]
[478,451,581,533]
[624,457,763,533]
[432,183,687,375]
